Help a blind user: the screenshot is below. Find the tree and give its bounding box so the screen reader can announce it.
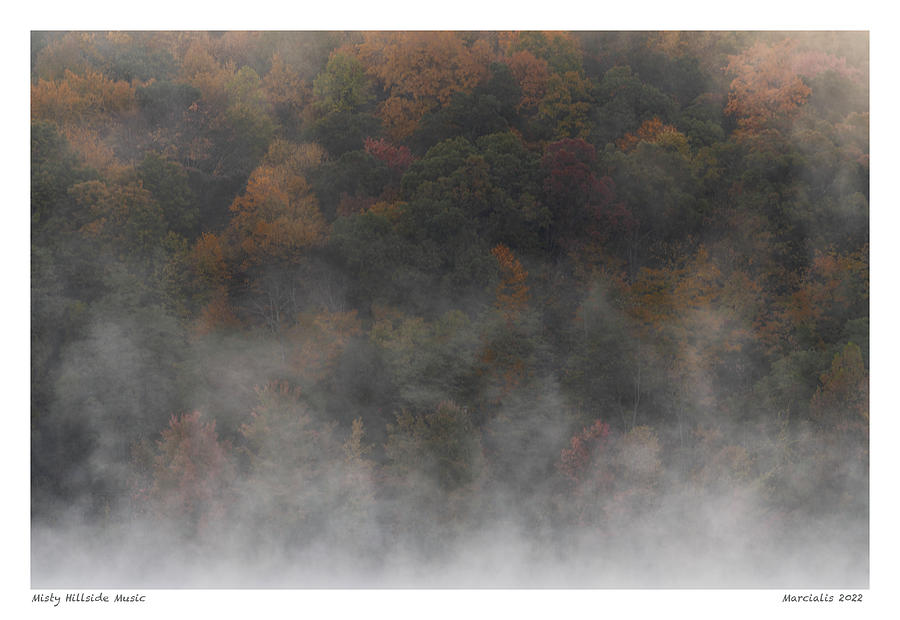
[591,65,677,146]
[491,244,529,322]
[369,307,481,412]
[616,117,689,154]
[504,31,584,75]
[238,381,376,548]
[810,341,868,428]
[263,52,311,131]
[286,310,363,387]
[541,138,619,251]
[356,32,490,139]
[31,69,136,129]
[309,149,390,220]
[557,419,610,484]
[724,39,812,135]
[225,150,328,268]
[385,400,484,492]
[305,52,382,156]
[507,50,551,112]
[137,153,198,238]
[774,246,868,351]
[364,137,413,175]
[31,121,91,232]
[312,52,376,116]
[192,232,231,287]
[408,62,522,151]
[143,411,236,536]
[70,179,167,259]
[537,70,595,139]
[135,80,201,127]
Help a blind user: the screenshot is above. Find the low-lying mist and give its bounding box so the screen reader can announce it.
[31,311,868,589]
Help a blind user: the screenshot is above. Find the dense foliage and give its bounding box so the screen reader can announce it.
[31,31,868,586]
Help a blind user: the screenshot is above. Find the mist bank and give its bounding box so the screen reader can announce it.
[33,482,867,588]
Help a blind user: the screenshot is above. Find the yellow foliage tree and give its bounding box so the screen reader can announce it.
[616,117,689,154]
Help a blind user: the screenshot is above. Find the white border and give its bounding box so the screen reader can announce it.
[7,2,896,618]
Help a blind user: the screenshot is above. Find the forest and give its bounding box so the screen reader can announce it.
[30,31,868,587]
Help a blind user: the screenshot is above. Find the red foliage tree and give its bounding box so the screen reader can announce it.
[364,137,413,175]
[542,138,627,248]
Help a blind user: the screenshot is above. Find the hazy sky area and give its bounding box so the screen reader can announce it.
[17,11,893,617]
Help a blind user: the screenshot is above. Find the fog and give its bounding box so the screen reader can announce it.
[31,300,868,588]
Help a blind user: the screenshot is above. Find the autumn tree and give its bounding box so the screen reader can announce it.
[364,137,413,175]
[556,419,665,528]
[137,152,198,238]
[557,419,611,484]
[505,31,584,75]
[616,117,689,154]
[263,53,311,132]
[491,244,529,322]
[70,179,167,259]
[537,70,595,139]
[591,65,677,146]
[238,382,338,542]
[767,246,869,353]
[507,50,551,112]
[224,143,328,269]
[355,31,491,140]
[31,67,137,172]
[235,381,379,549]
[33,32,97,80]
[31,69,136,129]
[408,61,522,151]
[724,39,812,135]
[142,411,236,537]
[541,138,619,252]
[286,309,363,387]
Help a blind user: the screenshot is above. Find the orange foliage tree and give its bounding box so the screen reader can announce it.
[224,142,327,269]
[491,243,529,322]
[759,246,868,353]
[355,32,491,139]
[724,39,812,135]
[31,69,136,128]
[507,50,551,112]
[31,69,136,171]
